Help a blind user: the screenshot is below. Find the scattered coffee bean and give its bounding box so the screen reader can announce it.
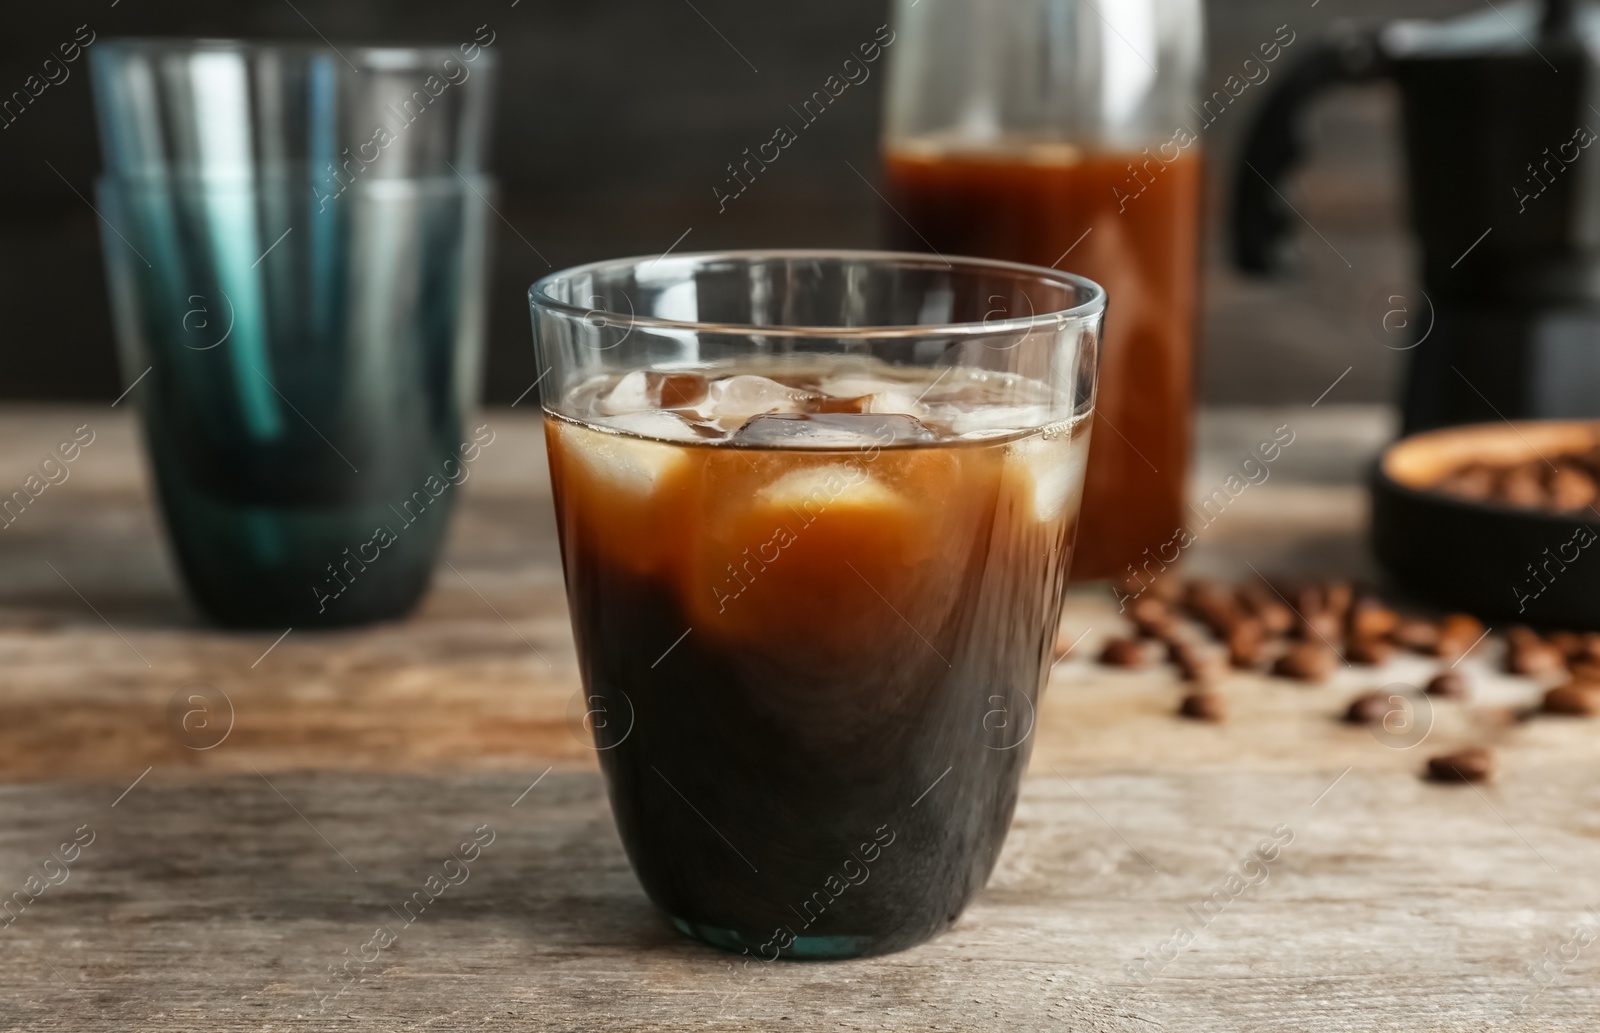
[1128,597,1175,640]
[1348,599,1398,640]
[1053,631,1079,660]
[1434,613,1486,659]
[1548,631,1584,661]
[1175,644,1228,684]
[1345,635,1394,666]
[1087,579,1600,724]
[1178,691,1225,722]
[1226,618,1266,669]
[1295,609,1343,646]
[1145,575,1184,607]
[1237,583,1295,635]
[1543,683,1600,716]
[1322,582,1353,621]
[1344,690,1401,725]
[1184,579,1234,612]
[1099,637,1146,668]
[1507,635,1565,676]
[1195,603,1242,639]
[1273,643,1337,683]
[1391,619,1440,653]
[1426,745,1494,783]
[1506,625,1540,647]
[1289,583,1323,617]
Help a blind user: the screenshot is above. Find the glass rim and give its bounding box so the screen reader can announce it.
[528,249,1107,339]
[95,171,494,190]
[98,37,495,69]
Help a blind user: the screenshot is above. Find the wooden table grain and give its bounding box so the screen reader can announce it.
[1,405,1597,1032]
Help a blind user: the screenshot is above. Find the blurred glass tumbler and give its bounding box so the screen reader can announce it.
[91,39,495,627]
[532,251,1103,958]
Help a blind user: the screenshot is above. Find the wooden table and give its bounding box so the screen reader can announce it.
[1,405,1596,1031]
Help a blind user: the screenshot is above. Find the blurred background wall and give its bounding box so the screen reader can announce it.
[0,0,1483,405]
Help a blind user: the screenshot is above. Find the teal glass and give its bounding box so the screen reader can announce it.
[92,40,495,627]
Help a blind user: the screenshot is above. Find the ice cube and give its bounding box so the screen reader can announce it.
[597,371,709,415]
[697,375,812,424]
[734,413,935,449]
[560,415,695,496]
[818,374,911,400]
[657,372,709,409]
[948,404,1054,439]
[865,390,928,418]
[594,410,705,444]
[597,371,655,416]
[756,463,903,512]
[1007,427,1089,522]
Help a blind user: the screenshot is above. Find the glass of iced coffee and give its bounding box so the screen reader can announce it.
[530,250,1103,959]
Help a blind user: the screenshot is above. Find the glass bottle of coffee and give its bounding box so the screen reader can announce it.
[880,0,1205,579]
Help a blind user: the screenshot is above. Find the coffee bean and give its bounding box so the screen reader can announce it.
[1256,602,1295,636]
[1437,464,1496,501]
[1184,579,1234,614]
[1547,631,1584,660]
[1053,630,1084,661]
[1145,574,1184,603]
[1507,637,1565,676]
[1438,453,1600,515]
[1128,597,1175,640]
[1195,601,1243,639]
[1178,691,1225,722]
[1237,583,1295,635]
[1434,614,1485,659]
[1172,642,1228,684]
[1346,635,1394,666]
[1543,683,1600,716]
[1548,464,1597,511]
[1499,466,1546,508]
[1506,625,1541,647]
[1322,581,1353,621]
[1112,571,1146,600]
[1425,671,1468,698]
[1295,610,1343,647]
[1426,745,1493,783]
[1344,690,1401,725]
[1273,643,1337,683]
[1391,619,1440,653]
[1348,600,1398,640]
[1226,618,1267,668]
[1099,638,1146,668]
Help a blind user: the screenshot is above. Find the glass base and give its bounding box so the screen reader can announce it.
[670,916,874,960]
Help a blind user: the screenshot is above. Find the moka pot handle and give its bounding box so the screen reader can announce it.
[1231,27,1389,275]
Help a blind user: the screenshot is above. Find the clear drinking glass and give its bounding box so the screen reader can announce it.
[531,250,1103,958]
[880,0,1205,581]
[92,39,496,627]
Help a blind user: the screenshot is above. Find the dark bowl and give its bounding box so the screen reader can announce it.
[1371,420,1600,629]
